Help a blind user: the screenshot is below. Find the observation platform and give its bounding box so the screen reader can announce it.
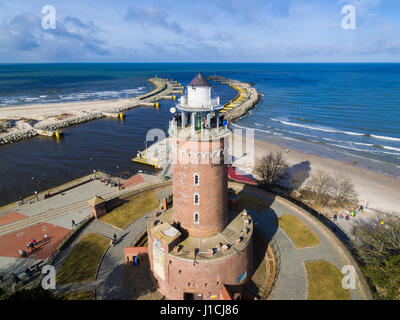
[168,121,231,142]
[147,207,253,263]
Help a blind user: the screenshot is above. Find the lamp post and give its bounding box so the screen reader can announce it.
[44,233,52,258]
[34,191,39,202]
[31,177,35,202]
[93,169,96,180]
[116,165,120,190]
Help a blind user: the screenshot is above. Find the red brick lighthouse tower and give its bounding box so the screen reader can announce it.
[147,73,253,300]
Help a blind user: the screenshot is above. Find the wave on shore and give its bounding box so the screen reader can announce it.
[231,121,400,179]
[0,87,146,107]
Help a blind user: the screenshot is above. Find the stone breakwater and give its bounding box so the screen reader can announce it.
[224,87,260,123]
[208,76,260,123]
[0,129,38,145]
[0,78,173,146]
[34,112,104,131]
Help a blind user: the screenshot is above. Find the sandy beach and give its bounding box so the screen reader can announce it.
[232,134,400,213]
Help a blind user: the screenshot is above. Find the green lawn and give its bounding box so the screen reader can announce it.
[100,191,159,229]
[305,260,350,300]
[56,233,110,284]
[239,193,271,213]
[58,290,94,300]
[278,214,320,248]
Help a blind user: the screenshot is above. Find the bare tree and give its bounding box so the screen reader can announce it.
[254,152,288,187]
[305,170,335,206]
[333,173,358,207]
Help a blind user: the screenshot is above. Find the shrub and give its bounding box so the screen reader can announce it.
[353,212,400,300]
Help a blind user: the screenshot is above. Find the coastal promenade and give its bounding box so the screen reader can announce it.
[0,172,167,281]
[0,174,164,236]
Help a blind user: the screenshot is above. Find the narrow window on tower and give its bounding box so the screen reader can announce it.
[194,173,200,186]
[194,212,200,224]
[194,193,200,205]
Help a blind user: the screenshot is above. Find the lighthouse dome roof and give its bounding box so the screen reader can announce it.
[188,72,211,87]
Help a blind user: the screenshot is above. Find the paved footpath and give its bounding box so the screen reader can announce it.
[53,212,151,299]
[242,188,365,300]
[95,212,151,299]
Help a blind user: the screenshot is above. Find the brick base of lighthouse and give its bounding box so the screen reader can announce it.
[147,209,253,300]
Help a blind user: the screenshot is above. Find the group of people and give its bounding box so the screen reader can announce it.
[19,235,48,258]
[333,205,363,222]
[44,191,52,199]
[19,238,37,257]
[27,238,37,251]
[18,263,41,281]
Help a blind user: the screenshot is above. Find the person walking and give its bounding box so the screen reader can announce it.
[27,242,34,252]
[112,233,117,246]
[72,219,77,228]
[19,249,27,257]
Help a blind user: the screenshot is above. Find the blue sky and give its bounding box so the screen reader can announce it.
[0,0,399,62]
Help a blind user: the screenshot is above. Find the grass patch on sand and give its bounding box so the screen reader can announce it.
[56,233,110,285]
[278,214,319,248]
[239,193,271,213]
[305,261,350,300]
[100,191,159,229]
[58,290,94,300]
